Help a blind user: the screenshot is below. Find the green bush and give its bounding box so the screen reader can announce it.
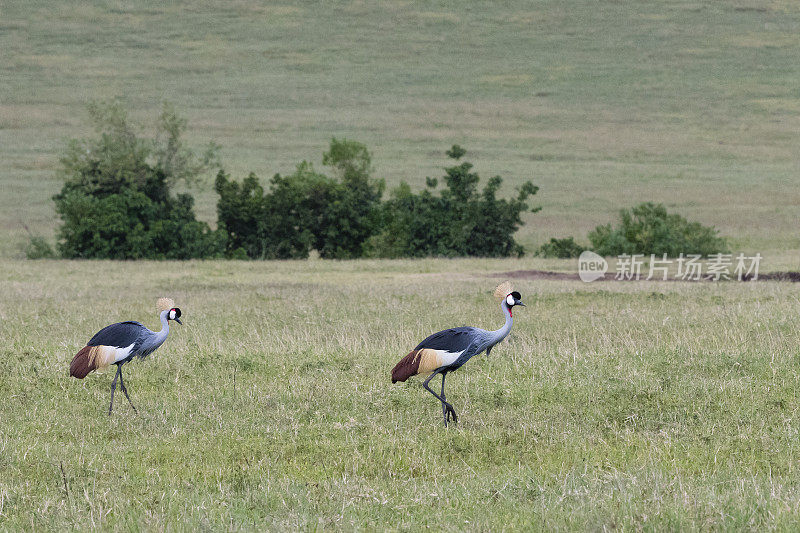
[53,101,225,259]
[24,236,56,259]
[314,139,385,259]
[214,171,276,259]
[365,146,539,258]
[55,172,226,259]
[536,236,584,258]
[215,139,384,259]
[588,202,727,257]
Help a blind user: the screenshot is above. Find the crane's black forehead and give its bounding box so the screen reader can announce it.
[172,307,182,317]
[510,291,521,299]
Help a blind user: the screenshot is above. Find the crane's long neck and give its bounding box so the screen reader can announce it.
[488,301,514,346]
[153,310,170,346]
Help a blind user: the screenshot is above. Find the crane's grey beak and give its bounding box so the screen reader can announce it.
[175,318,182,325]
[516,301,526,307]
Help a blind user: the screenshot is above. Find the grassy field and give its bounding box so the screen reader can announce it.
[2,1,800,259]
[2,258,800,530]
[2,2,800,529]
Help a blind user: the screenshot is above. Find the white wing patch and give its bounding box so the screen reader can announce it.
[113,343,136,363]
[437,349,464,367]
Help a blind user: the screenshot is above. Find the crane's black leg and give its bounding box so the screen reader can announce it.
[423,370,458,427]
[440,371,456,424]
[440,371,457,424]
[117,366,137,413]
[441,371,447,422]
[108,366,120,416]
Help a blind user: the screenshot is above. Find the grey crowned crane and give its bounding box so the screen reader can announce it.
[391,282,525,426]
[69,298,182,415]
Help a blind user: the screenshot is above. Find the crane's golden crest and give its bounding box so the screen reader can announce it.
[493,281,514,301]
[157,297,175,313]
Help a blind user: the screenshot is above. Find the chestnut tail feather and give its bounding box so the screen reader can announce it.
[69,346,97,379]
[391,350,422,383]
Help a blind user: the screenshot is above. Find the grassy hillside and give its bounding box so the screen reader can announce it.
[2,1,799,259]
[2,258,800,529]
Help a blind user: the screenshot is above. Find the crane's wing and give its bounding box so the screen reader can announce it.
[392,327,482,383]
[71,322,148,379]
[87,321,147,349]
[414,327,478,353]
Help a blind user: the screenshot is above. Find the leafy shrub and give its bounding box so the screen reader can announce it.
[214,171,277,259]
[588,202,727,257]
[56,172,226,259]
[314,139,385,259]
[365,146,539,258]
[53,101,225,259]
[24,236,56,259]
[215,139,384,259]
[536,236,584,258]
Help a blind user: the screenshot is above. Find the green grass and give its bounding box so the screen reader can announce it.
[2,258,800,529]
[2,4,800,527]
[2,1,800,259]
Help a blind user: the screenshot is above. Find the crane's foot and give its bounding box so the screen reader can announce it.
[442,402,458,426]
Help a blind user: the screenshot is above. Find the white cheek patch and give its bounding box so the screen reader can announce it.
[169,309,176,320]
[506,294,515,306]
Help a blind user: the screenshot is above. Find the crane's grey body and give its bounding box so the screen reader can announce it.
[88,310,172,364]
[71,306,181,415]
[392,289,524,427]
[418,304,514,372]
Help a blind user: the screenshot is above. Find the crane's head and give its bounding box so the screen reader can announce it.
[157,297,182,325]
[504,291,525,317]
[168,307,182,325]
[505,291,525,308]
[494,281,525,316]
